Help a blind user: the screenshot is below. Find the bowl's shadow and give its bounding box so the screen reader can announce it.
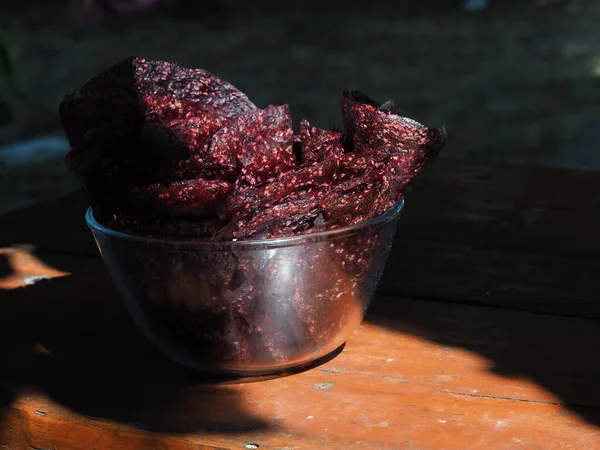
[3,232,599,433]
[0,250,340,434]
[367,260,600,428]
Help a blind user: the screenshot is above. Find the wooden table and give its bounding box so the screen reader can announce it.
[1,158,599,449]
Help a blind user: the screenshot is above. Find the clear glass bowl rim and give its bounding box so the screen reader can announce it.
[85,197,404,251]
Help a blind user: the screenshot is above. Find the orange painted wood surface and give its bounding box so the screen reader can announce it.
[1,158,599,449]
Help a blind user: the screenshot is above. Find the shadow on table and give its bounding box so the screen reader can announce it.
[366,267,600,428]
[0,250,276,435]
[0,257,10,281]
[1,239,599,433]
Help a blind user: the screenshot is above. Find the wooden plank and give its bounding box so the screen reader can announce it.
[0,245,69,289]
[403,159,600,258]
[0,251,599,449]
[3,158,600,258]
[378,238,600,319]
[0,405,212,450]
[2,159,600,318]
[0,191,93,255]
[2,374,599,450]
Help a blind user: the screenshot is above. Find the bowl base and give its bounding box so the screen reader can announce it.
[174,343,347,381]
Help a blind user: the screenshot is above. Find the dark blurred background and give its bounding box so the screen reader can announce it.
[0,0,598,213]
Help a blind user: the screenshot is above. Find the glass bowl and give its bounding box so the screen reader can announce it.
[86,198,404,376]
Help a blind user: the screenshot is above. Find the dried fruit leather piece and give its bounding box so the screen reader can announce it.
[298,119,344,164]
[215,192,325,240]
[60,56,256,149]
[206,105,296,187]
[60,56,256,218]
[128,177,233,220]
[141,114,236,182]
[220,150,340,222]
[340,90,446,164]
[218,119,344,231]
[132,59,255,118]
[65,125,141,222]
[61,57,447,242]
[321,169,384,228]
[339,90,446,217]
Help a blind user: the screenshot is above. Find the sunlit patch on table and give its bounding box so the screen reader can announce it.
[0,245,70,290]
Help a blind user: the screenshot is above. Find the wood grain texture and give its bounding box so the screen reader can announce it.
[1,158,600,449]
[2,158,599,317]
[0,245,69,289]
[403,159,600,257]
[0,250,598,449]
[3,158,600,255]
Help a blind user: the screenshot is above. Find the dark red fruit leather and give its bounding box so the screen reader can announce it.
[207,104,296,187]
[60,56,256,223]
[128,177,233,220]
[60,57,256,149]
[61,59,446,237]
[60,58,447,367]
[298,119,344,164]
